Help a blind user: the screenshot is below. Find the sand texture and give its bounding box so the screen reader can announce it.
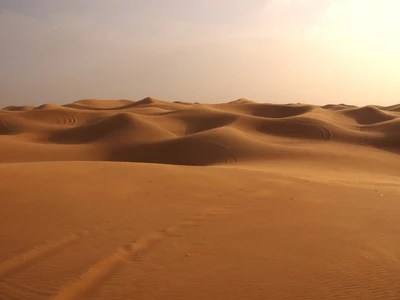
[1,99,400,299]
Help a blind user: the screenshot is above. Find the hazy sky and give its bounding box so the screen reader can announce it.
[1,0,400,106]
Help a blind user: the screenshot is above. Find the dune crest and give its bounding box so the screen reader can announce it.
[228,98,256,104]
[134,97,164,106]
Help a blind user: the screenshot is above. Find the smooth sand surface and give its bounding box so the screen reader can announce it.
[1,98,400,299]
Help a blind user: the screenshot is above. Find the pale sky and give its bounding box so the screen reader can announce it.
[1,0,400,106]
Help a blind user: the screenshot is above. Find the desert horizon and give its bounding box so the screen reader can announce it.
[2,0,400,299]
[1,98,400,299]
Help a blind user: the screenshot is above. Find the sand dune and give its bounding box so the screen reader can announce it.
[33,104,66,110]
[340,105,397,125]
[64,99,135,110]
[1,99,399,164]
[227,98,256,104]
[322,103,357,110]
[50,113,175,145]
[2,105,36,112]
[1,99,400,299]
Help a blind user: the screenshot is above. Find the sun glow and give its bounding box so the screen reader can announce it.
[309,0,400,57]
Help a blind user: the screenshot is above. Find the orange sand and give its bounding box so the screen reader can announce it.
[0,98,399,299]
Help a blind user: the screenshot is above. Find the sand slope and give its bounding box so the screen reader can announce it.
[1,99,400,299]
[0,161,400,300]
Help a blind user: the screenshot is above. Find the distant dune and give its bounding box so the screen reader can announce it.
[0,98,399,164]
[1,98,400,299]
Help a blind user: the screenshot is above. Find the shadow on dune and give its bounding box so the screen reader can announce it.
[49,112,174,144]
[108,136,237,166]
[341,106,396,125]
